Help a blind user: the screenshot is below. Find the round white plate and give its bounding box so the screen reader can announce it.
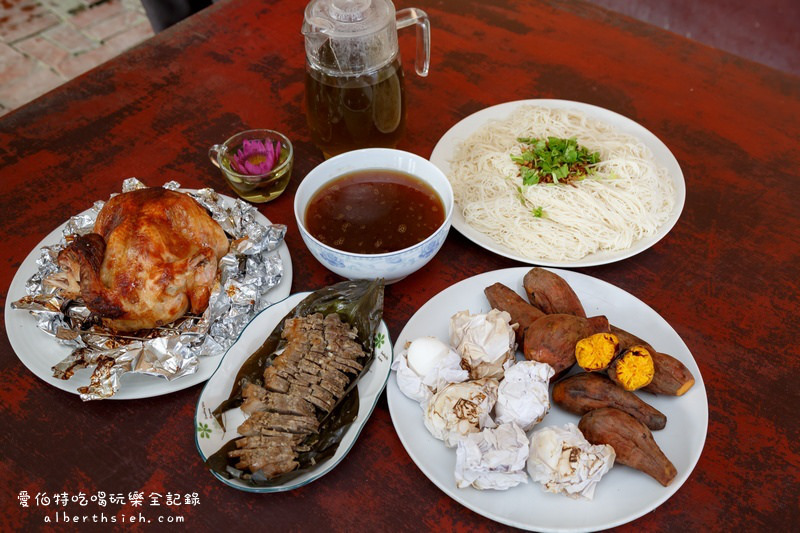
[4,192,292,400]
[194,291,393,492]
[387,267,707,532]
[429,99,686,267]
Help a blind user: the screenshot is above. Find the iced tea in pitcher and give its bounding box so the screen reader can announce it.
[305,55,406,159]
[302,0,429,158]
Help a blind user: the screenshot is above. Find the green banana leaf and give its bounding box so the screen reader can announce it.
[206,278,385,486]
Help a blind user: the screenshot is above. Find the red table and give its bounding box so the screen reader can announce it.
[2,0,798,530]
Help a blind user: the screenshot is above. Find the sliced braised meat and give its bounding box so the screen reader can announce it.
[240,383,315,417]
[275,342,306,365]
[328,356,363,373]
[309,384,336,409]
[229,447,298,476]
[236,427,300,440]
[240,382,269,414]
[296,359,351,387]
[228,312,368,480]
[238,411,319,435]
[235,435,304,450]
[323,313,358,337]
[301,351,361,376]
[314,375,345,397]
[325,338,364,361]
[278,367,319,387]
[263,372,290,394]
[305,392,335,412]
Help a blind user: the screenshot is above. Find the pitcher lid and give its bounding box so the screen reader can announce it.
[303,0,394,39]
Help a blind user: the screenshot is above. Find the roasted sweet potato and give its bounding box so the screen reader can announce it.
[644,351,695,396]
[607,345,655,391]
[575,332,619,372]
[553,373,666,430]
[579,407,677,486]
[484,282,545,346]
[611,326,695,396]
[523,314,609,379]
[523,267,587,317]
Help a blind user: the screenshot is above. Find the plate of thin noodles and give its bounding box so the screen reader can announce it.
[430,100,685,267]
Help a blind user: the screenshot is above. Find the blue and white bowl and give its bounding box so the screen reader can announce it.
[294,149,454,283]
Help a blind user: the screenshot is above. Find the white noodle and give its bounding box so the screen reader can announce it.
[449,106,675,262]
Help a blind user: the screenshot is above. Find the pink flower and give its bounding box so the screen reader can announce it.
[231,138,282,175]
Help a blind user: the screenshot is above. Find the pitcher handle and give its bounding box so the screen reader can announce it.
[396,8,430,77]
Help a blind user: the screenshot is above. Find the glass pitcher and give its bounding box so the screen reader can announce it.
[302,0,430,158]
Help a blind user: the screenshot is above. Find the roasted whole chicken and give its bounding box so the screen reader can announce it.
[48,188,229,332]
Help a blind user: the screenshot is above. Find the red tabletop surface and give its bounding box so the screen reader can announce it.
[1,0,798,530]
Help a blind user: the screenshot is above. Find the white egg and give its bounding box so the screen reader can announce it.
[406,336,450,377]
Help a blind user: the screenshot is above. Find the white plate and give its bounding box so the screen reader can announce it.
[194,291,393,492]
[387,267,707,532]
[429,99,686,267]
[4,192,292,400]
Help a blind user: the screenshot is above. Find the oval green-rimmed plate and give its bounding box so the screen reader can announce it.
[194,291,393,492]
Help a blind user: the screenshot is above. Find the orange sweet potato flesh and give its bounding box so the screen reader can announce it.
[606,346,655,391]
[553,373,666,430]
[523,267,587,318]
[485,282,546,346]
[579,407,677,486]
[611,326,695,396]
[523,314,609,379]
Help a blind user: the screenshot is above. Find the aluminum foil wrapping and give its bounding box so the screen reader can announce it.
[11,178,286,400]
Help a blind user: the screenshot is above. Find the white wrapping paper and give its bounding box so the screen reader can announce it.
[494,361,555,431]
[424,379,499,447]
[455,423,530,490]
[450,309,515,380]
[391,337,469,405]
[527,423,616,500]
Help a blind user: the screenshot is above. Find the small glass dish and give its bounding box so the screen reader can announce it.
[209,129,294,203]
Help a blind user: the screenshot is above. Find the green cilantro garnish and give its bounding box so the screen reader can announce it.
[512,136,600,185]
[508,179,546,218]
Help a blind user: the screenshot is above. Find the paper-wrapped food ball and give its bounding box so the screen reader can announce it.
[454,422,530,490]
[527,423,615,500]
[424,378,499,447]
[450,309,515,380]
[494,360,555,431]
[391,336,469,405]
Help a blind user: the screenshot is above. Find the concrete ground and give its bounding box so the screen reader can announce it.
[0,0,153,117]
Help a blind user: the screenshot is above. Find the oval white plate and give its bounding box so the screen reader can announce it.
[195,291,393,492]
[387,267,707,532]
[430,99,686,267]
[4,192,292,400]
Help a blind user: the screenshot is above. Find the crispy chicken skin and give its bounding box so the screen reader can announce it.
[49,188,229,331]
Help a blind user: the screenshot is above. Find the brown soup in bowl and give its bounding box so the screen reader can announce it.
[305,169,445,254]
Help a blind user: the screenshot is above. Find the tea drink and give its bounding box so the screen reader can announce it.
[222,160,292,203]
[209,129,294,203]
[305,55,406,159]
